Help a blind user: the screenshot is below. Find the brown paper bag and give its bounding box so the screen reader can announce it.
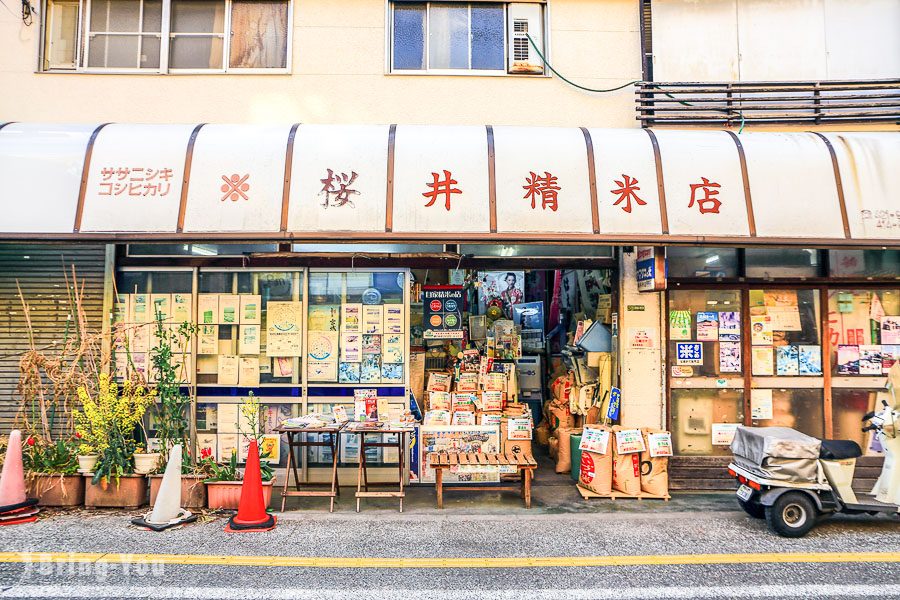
[611,426,642,495]
[534,423,550,446]
[640,428,669,497]
[548,436,559,460]
[555,427,582,474]
[547,400,575,434]
[579,449,613,495]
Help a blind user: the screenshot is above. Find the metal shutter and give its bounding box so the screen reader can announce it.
[0,244,107,435]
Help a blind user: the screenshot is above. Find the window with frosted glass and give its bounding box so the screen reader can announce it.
[391,2,507,72]
[87,0,162,68]
[169,0,226,69]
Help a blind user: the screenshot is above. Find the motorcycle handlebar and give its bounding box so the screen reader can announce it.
[862,424,878,432]
[862,411,876,422]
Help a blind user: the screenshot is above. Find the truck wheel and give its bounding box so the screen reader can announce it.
[765,492,818,538]
[738,498,766,519]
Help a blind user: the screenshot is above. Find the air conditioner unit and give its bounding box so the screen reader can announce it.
[507,3,544,75]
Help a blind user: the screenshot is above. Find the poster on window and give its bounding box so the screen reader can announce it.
[479,272,524,319]
[266,301,303,357]
[882,317,900,345]
[423,286,464,339]
[675,342,703,366]
[696,312,718,341]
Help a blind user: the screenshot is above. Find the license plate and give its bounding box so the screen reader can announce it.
[736,484,754,501]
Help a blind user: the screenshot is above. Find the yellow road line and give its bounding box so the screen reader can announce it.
[0,551,897,569]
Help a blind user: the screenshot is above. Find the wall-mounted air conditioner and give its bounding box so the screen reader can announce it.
[507,3,544,75]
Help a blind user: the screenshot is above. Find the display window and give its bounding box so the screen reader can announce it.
[832,389,888,453]
[827,289,900,376]
[667,289,742,379]
[306,270,407,386]
[748,389,824,438]
[748,289,821,377]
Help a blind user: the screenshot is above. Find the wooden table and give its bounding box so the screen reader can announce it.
[426,452,538,509]
[342,425,413,513]
[274,424,344,512]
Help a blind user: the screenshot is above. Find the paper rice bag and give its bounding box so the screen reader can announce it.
[555,427,582,474]
[578,425,613,495]
[640,428,672,497]
[611,425,642,495]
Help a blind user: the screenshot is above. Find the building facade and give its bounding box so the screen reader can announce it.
[1,0,898,488]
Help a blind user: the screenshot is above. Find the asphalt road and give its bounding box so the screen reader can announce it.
[0,493,897,599]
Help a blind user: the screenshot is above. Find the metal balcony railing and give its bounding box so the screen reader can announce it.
[636,79,900,127]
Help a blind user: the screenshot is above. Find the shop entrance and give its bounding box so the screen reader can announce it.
[113,243,619,491]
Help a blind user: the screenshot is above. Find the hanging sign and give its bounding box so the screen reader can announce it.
[635,246,666,292]
[606,386,621,421]
[423,285,464,339]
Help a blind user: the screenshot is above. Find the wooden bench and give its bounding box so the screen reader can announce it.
[427,452,539,509]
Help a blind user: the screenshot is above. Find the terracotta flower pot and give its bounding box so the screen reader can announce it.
[26,474,85,507]
[77,455,99,473]
[133,453,161,475]
[84,474,147,509]
[205,479,274,510]
[149,474,207,509]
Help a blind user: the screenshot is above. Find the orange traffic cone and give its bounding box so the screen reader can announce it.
[225,440,276,533]
[0,431,39,525]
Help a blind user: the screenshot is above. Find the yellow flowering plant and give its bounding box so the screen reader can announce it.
[74,374,155,486]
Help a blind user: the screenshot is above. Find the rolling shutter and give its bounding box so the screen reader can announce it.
[0,244,107,434]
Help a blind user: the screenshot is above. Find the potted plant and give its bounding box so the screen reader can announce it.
[205,393,276,510]
[75,374,155,509]
[204,449,275,510]
[133,445,161,475]
[145,316,207,508]
[23,434,85,506]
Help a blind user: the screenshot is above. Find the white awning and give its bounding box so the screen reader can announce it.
[0,122,897,246]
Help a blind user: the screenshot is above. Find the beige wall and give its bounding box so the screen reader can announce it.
[0,0,642,126]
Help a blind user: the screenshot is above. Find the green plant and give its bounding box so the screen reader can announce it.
[237,392,275,482]
[149,313,197,473]
[74,374,154,486]
[22,435,79,475]
[204,450,240,482]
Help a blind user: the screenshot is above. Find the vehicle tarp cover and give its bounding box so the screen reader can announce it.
[730,426,821,483]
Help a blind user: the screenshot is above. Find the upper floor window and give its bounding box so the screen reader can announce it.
[40,0,291,73]
[390,1,545,75]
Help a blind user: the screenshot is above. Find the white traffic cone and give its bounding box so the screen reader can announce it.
[132,445,197,531]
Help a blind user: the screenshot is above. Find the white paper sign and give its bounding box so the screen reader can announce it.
[614,428,646,454]
[711,423,739,446]
[579,427,611,455]
[750,389,774,420]
[647,432,673,458]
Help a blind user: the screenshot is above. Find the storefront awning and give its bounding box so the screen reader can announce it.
[0,122,897,246]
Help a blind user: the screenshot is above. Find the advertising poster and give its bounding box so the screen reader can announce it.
[217,355,239,385]
[776,345,800,376]
[420,425,501,484]
[341,303,362,333]
[751,347,774,376]
[513,301,545,332]
[837,345,861,375]
[882,317,900,345]
[384,305,404,334]
[718,312,741,342]
[751,316,773,345]
[309,305,340,332]
[266,301,303,356]
[172,293,192,324]
[340,332,362,362]
[696,312,719,341]
[240,295,261,325]
[423,286,464,339]
[859,345,883,375]
[218,294,240,325]
[675,342,703,366]
[798,345,823,375]
[750,389,774,420]
[479,271,524,318]
[362,305,384,334]
[198,294,218,325]
[239,325,261,355]
[719,341,741,373]
[669,310,692,340]
[338,362,360,383]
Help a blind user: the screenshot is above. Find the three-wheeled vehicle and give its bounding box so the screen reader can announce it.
[727,364,900,537]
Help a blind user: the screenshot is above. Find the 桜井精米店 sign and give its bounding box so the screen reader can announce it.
[423,286,464,339]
